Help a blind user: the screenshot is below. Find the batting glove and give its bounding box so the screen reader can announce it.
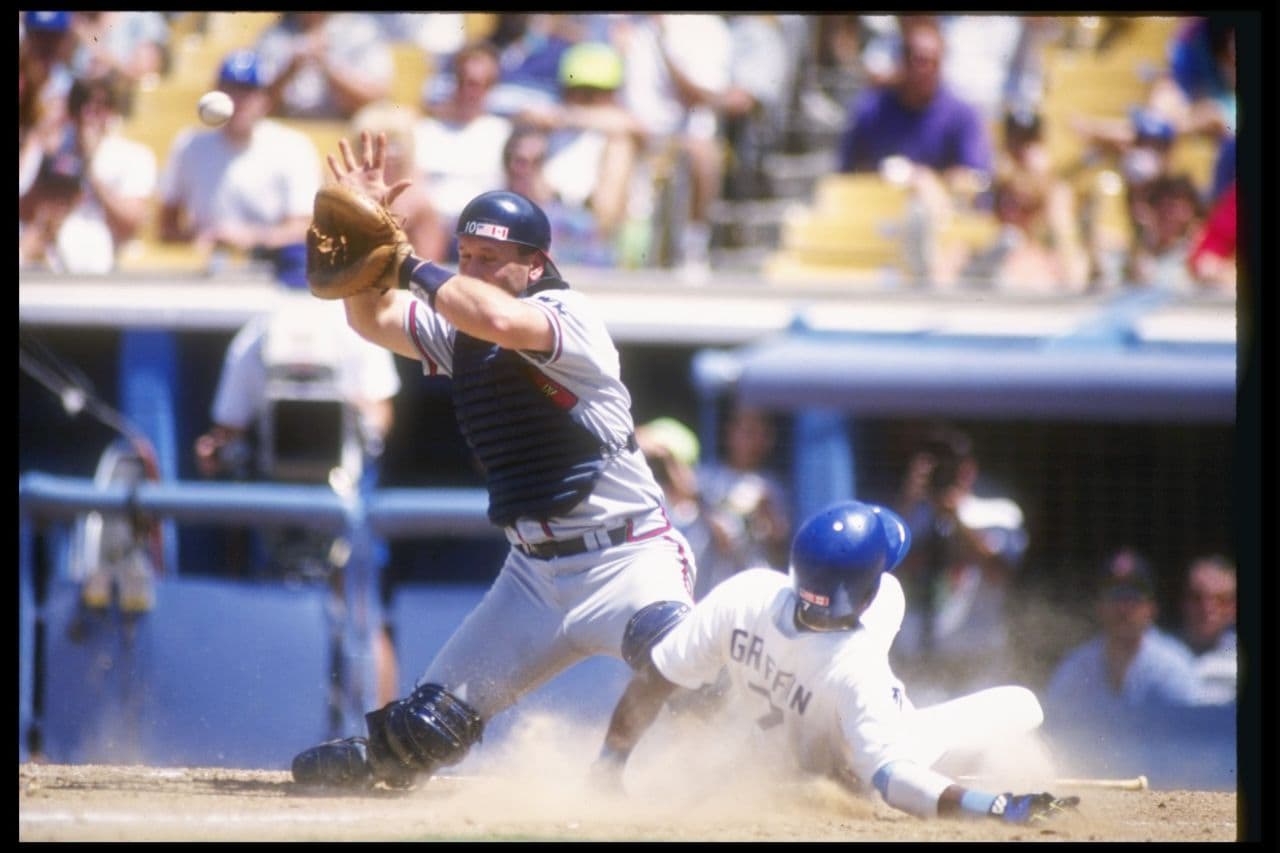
[989,792,1081,824]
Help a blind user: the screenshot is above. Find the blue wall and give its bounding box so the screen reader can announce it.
[31,577,631,771]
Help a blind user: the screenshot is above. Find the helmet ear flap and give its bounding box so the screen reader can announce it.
[871,506,912,572]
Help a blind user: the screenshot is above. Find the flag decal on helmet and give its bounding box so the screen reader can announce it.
[798,588,830,607]
[464,222,510,240]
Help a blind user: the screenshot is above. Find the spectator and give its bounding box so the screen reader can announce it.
[485,14,590,117]
[349,102,448,264]
[1177,554,1237,704]
[1123,173,1205,292]
[255,12,393,121]
[193,298,403,707]
[693,405,791,601]
[20,11,78,113]
[413,40,512,260]
[711,15,807,203]
[157,49,320,282]
[616,14,733,282]
[378,12,467,57]
[1186,179,1236,293]
[1072,106,1179,188]
[63,70,158,263]
[19,11,77,194]
[859,15,1050,123]
[69,11,170,88]
[950,165,1089,293]
[891,425,1028,704]
[635,416,715,588]
[1148,16,1236,142]
[1044,549,1203,722]
[514,39,646,244]
[1076,108,1181,288]
[837,17,994,189]
[835,17,994,285]
[500,125,616,268]
[18,135,112,273]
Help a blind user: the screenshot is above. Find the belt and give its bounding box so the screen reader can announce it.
[516,524,629,560]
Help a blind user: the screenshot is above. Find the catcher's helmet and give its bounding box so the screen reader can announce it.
[790,501,911,632]
[456,191,552,253]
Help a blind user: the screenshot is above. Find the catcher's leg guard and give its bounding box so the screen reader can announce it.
[364,683,484,786]
[291,736,373,788]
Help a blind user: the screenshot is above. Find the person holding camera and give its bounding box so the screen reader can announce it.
[890,424,1028,705]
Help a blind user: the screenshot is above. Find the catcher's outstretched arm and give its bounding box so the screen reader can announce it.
[344,288,419,360]
[427,270,554,354]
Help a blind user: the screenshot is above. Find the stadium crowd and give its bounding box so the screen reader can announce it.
[20,12,1239,295]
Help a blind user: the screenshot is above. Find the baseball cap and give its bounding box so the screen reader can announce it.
[25,11,71,32]
[218,49,265,89]
[1099,549,1155,600]
[1130,108,1176,147]
[558,42,623,91]
[638,417,701,468]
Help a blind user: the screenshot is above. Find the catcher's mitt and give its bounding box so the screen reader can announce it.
[306,184,412,299]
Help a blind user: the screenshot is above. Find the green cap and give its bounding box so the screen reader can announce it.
[558,42,623,91]
[639,417,701,467]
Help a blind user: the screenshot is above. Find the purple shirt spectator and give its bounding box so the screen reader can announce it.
[837,83,993,175]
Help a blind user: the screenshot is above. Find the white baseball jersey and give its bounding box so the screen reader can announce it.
[651,569,1044,816]
[402,283,697,719]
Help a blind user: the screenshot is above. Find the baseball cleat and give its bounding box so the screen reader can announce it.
[291,737,373,788]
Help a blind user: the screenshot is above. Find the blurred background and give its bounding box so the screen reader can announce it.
[19,12,1258,797]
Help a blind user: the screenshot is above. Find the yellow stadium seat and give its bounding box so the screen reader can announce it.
[464,14,498,42]
[763,173,917,280]
[810,173,912,218]
[116,238,209,274]
[1170,134,1221,193]
[389,42,433,111]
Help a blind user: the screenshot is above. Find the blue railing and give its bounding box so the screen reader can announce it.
[18,473,494,758]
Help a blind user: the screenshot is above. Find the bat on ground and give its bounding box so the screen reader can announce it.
[959,774,1149,791]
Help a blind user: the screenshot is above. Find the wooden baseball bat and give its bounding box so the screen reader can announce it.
[959,774,1149,791]
[1053,775,1149,791]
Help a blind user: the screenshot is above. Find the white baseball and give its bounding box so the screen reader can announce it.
[197,90,234,127]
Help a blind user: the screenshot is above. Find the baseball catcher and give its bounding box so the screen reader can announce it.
[289,132,697,791]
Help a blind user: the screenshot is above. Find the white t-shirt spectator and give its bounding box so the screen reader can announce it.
[413,113,512,223]
[255,13,393,120]
[159,121,320,234]
[620,14,732,141]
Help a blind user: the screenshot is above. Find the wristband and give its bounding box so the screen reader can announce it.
[399,256,454,309]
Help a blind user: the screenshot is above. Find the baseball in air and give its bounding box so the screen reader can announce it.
[197,90,234,127]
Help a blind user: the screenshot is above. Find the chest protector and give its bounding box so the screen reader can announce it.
[451,279,611,526]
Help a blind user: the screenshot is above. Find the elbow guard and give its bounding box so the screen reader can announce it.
[620,600,690,670]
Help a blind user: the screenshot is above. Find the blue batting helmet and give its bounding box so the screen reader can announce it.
[790,501,911,632]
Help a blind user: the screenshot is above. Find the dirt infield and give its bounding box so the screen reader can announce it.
[18,760,1237,842]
